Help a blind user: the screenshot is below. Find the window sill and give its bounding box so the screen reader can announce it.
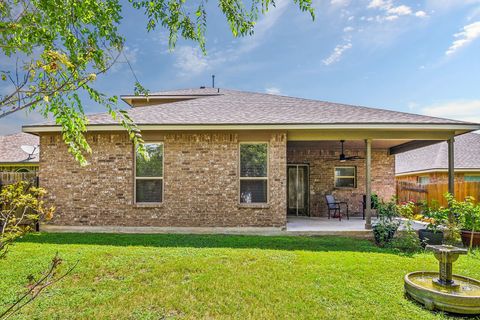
[134,202,164,208]
[334,187,357,190]
[238,203,270,209]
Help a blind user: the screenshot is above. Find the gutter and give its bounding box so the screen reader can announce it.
[22,123,480,133]
[0,162,38,165]
[396,168,480,176]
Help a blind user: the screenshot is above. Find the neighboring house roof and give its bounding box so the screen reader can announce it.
[23,88,478,129]
[0,132,39,164]
[395,133,480,175]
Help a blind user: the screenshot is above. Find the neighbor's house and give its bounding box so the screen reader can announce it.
[396,133,480,184]
[0,132,39,185]
[22,88,480,230]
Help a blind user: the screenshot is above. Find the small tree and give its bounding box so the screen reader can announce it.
[0,181,54,256]
[0,181,75,320]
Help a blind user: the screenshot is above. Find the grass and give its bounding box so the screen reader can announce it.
[1,233,480,319]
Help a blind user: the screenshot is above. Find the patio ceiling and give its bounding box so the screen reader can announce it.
[287,139,446,155]
[285,127,477,155]
[287,140,410,150]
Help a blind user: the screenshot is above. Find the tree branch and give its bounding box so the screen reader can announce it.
[0,254,78,320]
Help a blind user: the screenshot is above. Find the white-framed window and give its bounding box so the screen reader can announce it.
[135,142,164,203]
[464,175,480,182]
[418,176,430,185]
[239,142,268,203]
[334,166,356,188]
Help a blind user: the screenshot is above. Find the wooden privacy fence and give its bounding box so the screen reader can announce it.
[396,181,480,207]
[0,172,38,187]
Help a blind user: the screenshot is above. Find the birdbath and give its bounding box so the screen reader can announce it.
[404,244,480,315]
[426,244,468,288]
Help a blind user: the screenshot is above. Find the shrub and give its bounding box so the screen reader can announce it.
[0,181,54,257]
[397,201,416,219]
[373,199,400,247]
[445,193,480,232]
[420,200,448,233]
[388,232,422,253]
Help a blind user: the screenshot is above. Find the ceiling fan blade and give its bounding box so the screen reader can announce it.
[346,155,364,161]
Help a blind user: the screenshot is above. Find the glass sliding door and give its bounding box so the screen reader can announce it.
[287,164,309,216]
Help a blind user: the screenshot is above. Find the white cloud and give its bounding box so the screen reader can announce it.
[366,0,426,22]
[170,0,289,75]
[385,15,399,21]
[265,87,281,95]
[239,0,290,53]
[173,46,209,75]
[111,46,139,73]
[343,26,355,32]
[415,10,428,18]
[446,21,480,55]
[387,5,412,15]
[330,0,350,6]
[368,0,391,10]
[421,100,480,123]
[322,42,352,65]
[467,6,480,21]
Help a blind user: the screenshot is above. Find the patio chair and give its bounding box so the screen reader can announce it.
[325,194,349,221]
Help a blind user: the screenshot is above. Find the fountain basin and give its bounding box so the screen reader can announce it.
[405,271,480,315]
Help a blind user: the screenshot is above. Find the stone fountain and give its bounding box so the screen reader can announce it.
[404,245,480,315]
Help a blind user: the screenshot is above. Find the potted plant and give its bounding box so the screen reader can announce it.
[418,200,447,245]
[373,199,400,246]
[445,193,480,248]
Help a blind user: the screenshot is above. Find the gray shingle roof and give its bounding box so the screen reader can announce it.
[0,133,39,163]
[395,133,480,174]
[147,88,223,96]
[73,88,476,126]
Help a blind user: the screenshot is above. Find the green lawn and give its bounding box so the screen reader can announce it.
[1,233,479,319]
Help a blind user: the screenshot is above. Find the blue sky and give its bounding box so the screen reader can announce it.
[1,0,480,134]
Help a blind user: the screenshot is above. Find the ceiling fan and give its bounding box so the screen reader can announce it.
[337,140,364,162]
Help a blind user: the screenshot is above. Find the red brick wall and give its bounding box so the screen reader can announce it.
[39,131,397,226]
[39,131,287,228]
[287,147,395,217]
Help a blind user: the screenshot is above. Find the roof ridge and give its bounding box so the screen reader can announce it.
[131,87,477,125]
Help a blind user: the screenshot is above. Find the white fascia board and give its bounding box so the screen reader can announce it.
[22,123,480,133]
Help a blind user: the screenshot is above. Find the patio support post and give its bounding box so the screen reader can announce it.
[447,136,455,223]
[365,139,372,230]
[448,137,455,196]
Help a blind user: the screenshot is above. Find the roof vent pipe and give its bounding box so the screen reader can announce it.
[212,74,215,88]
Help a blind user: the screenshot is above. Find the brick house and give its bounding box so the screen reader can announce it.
[22,88,479,231]
[396,133,480,184]
[0,132,39,185]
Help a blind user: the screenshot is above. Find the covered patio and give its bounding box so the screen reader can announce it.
[286,215,428,236]
[284,125,471,231]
